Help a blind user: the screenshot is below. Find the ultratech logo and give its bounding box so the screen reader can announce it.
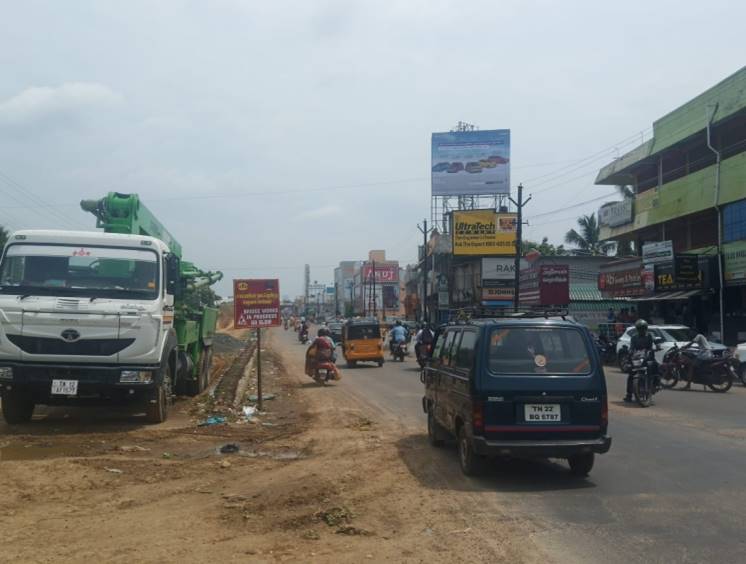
[454,221,496,235]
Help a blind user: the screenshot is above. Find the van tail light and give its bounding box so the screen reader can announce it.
[601,395,608,428]
[472,401,484,433]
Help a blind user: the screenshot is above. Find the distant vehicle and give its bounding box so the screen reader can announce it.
[422,317,611,477]
[737,342,746,385]
[616,325,727,368]
[479,159,497,168]
[341,318,384,368]
[327,322,343,344]
[432,162,450,173]
[465,162,483,173]
[447,162,464,173]
[486,155,509,164]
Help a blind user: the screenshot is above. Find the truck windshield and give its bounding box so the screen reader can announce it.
[488,326,592,376]
[0,244,159,300]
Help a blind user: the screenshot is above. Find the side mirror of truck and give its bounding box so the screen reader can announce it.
[165,254,182,298]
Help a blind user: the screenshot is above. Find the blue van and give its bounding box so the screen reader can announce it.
[422,317,611,476]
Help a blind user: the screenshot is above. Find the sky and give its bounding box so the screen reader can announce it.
[0,0,744,298]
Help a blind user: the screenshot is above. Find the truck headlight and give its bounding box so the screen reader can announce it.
[120,370,153,384]
[0,367,12,380]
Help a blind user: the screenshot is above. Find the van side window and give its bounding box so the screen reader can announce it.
[453,330,477,370]
[431,331,446,364]
[440,331,458,365]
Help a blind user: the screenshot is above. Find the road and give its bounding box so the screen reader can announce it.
[282,328,746,564]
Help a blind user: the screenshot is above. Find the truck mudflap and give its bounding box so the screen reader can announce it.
[472,436,612,458]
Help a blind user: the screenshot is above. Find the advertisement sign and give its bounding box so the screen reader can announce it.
[431,129,510,196]
[642,240,674,265]
[481,257,528,285]
[654,260,702,291]
[453,210,516,256]
[598,268,647,297]
[362,263,399,283]
[233,279,281,329]
[674,255,699,283]
[482,282,514,302]
[519,265,569,306]
[598,199,634,227]
[724,241,746,286]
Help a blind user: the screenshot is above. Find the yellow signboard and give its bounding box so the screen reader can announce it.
[452,210,516,256]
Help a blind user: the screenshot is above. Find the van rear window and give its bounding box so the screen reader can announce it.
[487,327,592,375]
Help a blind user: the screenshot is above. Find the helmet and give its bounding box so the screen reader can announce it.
[396,320,402,326]
[318,327,329,337]
[635,319,648,333]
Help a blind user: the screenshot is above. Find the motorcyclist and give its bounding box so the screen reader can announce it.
[414,323,434,360]
[306,327,340,379]
[624,319,656,403]
[680,333,712,390]
[389,320,408,354]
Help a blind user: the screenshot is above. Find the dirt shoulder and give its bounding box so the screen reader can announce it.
[0,329,543,563]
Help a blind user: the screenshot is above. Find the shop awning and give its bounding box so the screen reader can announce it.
[635,290,705,302]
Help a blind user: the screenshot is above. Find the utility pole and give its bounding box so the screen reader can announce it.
[371,260,377,319]
[334,282,339,316]
[417,219,433,323]
[509,183,531,312]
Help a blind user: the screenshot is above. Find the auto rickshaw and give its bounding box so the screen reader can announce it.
[341,318,384,368]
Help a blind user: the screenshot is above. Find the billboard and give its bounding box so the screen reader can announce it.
[598,199,633,227]
[431,130,510,196]
[453,210,516,256]
[642,240,673,265]
[233,279,281,329]
[362,263,399,283]
[519,265,569,306]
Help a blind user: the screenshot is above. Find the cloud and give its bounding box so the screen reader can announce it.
[297,204,343,219]
[0,82,122,128]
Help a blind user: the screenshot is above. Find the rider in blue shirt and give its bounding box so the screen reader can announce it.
[389,320,407,353]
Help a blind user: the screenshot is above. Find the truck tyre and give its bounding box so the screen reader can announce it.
[568,453,595,477]
[186,347,213,396]
[1,391,35,424]
[457,426,485,477]
[145,358,173,424]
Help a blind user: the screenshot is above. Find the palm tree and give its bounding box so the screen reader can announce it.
[565,213,612,256]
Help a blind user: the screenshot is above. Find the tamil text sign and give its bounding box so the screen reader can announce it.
[453,210,516,256]
[598,199,633,227]
[519,265,569,306]
[431,129,510,196]
[233,279,281,329]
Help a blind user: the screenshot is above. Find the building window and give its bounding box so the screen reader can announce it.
[724,199,746,243]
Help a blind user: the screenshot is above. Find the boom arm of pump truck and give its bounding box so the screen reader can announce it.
[81,193,223,287]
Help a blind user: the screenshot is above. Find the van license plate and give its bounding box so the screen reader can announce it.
[524,404,560,422]
[51,380,78,396]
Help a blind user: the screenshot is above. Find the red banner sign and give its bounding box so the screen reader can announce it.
[233,279,281,329]
[598,268,647,297]
[361,263,399,283]
[519,265,569,306]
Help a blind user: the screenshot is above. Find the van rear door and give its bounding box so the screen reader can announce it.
[477,325,606,442]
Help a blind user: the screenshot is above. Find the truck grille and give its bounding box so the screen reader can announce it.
[6,335,135,356]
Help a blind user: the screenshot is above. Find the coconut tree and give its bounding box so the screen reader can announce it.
[565,213,613,256]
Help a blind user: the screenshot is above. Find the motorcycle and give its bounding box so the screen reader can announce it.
[284,319,289,331]
[391,341,407,362]
[630,350,660,407]
[305,347,340,385]
[660,344,735,392]
[596,336,617,365]
[299,327,309,345]
[416,342,432,369]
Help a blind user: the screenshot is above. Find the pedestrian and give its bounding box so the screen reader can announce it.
[607,308,616,322]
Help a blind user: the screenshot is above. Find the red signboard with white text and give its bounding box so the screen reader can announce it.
[233,279,281,329]
[361,263,399,283]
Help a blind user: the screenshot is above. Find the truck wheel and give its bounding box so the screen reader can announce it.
[200,347,213,391]
[568,453,595,477]
[457,426,485,477]
[1,391,35,424]
[427,409,445,447]
[145,381,169,424]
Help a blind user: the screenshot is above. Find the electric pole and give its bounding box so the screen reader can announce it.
[509,183,531,312]
[417,219,433,323]
[372,260,377,319]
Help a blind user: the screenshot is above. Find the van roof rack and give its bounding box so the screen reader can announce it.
[448,306,571,322]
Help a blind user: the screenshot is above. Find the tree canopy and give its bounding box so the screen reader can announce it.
[564,213,613,256]
[521,237,567,256]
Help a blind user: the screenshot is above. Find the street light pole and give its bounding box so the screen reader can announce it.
[509,183,531,312]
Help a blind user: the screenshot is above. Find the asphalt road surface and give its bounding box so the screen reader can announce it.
[284,329,746,564]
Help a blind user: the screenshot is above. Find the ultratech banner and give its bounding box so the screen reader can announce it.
[233,279,281,329]
[453,210,516,256]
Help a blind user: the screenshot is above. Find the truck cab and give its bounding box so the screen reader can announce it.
[0,229,181,423]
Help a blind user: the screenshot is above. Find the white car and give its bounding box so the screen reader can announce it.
[615,325,726,365]
[735,342,746,384]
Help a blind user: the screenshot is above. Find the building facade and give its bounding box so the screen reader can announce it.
[595,66,746,343]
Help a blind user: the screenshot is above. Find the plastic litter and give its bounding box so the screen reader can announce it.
[248,393,275,401]
[198,415,227,427]
[219,443,240,454]
[242,406,257,420]
[104,467,123,474]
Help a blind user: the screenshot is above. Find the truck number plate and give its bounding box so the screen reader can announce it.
[524,403,560,422]
[51,379,78,396]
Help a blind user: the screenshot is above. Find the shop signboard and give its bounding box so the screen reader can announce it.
[724,241,746,286]
[519,265,569,306]
[482,281,514,302]
[674,255,699,284]
[481,257,528,287]
[642,240,674,265]
[233,279,281,329]
[599,199,633,228]
[598,268,647,297]
[453,210,516,256]
[362,263,399,283]
[431,129,510,196]
[654,259,703,291]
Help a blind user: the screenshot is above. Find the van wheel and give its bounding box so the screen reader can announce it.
[1,391,35,424]
[568,453,595,477]
[427,409,445,447]
[377,360,384,367]
[457,426,485,477]
[347,360,357,368]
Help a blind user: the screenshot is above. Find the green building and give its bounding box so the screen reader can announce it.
[595,67,746,344]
